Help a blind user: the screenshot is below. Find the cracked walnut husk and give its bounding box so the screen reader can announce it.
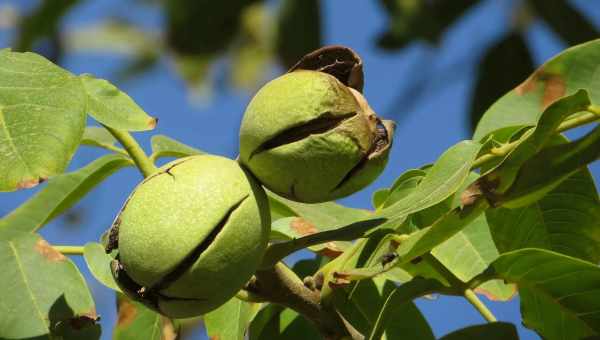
[239,69,395,203]
[105,155,270,318]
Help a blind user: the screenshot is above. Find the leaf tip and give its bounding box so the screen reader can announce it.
[148,117,158,130]
[17,176,47,190]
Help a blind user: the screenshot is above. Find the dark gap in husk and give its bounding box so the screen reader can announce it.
[111,259,206,313]
[250,112,357,159]
[332,119,391,191]
[289,45,364,92]
[147,195,249,292]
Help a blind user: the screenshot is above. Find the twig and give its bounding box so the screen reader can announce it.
[53,245,84,255]
[102,125,158,178]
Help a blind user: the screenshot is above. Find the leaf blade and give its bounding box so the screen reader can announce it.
[0,154,132,233]
[80,73,157,131]
[0,232,99,339]
[0,49,87,191]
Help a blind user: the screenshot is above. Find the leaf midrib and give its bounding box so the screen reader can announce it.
[8,241,50,337]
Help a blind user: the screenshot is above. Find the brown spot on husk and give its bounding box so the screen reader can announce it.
[116,298,138,327]
[35,239,66,262]
[291,218,318,236]
[210,336,220,340]
[17,177,46,190]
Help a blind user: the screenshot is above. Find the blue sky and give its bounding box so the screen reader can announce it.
[1,0,599,339]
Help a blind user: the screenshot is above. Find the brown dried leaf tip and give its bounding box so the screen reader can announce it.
[289,45,364,92]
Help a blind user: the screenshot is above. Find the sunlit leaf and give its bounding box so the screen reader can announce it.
[83,242,120,292]
[205,297,261,340]
[488,168,600,263]
[378,140,482,221]
[331,277,434,340]
[248,304,320,340]
[478,90,591,195]
[469,32,534,131]
[268,194,373,254]
[81,126,127,155]
[80,74,157,131]
[474,39,600,140]
[0,49,87,191]
[0,154,132,233]
[488,248,600,338]
[0,232,99,339]
[499,125,600,208]
[113,294,178,340]
[432,214,516,301]
[150,134,203,161]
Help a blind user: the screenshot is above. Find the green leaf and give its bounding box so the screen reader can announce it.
[474,39,600,140]
[82,126,117,147]
[0,154,132,233]
[248,304,320,340]
[439,322,518,340]
[431,214,516,301]
[499,124,600,208]
[378,140,482,221]
[481,90,591,194]
[488,168,600,263]
[376,169,426,210]
[268,193,373,252]
[0,49,87,191]
[275,0,321,68]
[83,242,121,292]
[331,277,434,340]
[372,188,390,210]
[340,198,490,283]
[469,32,534,131]
[205,298,260,340]
[150,134,203,161]
[113,294,178,340]
[489,248,600,338]
[264,217,385,266]
[80,73,157,131]
[527,0,599,46]
[0,232,99,339]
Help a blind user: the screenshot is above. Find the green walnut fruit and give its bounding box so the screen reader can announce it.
[239,70,395,203]
[106,155,270,318]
